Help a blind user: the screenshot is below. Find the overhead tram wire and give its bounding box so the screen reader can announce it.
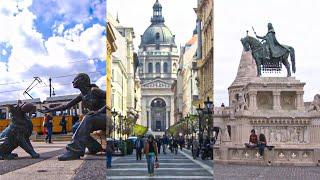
[0,57,105,86]
[0,69,106,94]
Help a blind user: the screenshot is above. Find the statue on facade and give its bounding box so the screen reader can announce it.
[241,23,296,77]
[0,101,40,160]
[235,93,248,112]
[308,94,320,112]
[40,73,111,161]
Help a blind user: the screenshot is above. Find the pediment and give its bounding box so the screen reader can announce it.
[142,79,172,88]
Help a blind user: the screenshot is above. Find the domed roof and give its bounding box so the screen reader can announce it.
[140,0,175,46]
[141,24,175,45]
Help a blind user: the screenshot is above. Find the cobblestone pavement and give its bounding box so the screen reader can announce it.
[0,141,106,180]
[214,163,320,180]
[107,148,213,179]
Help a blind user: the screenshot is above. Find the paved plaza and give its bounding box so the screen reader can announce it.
[0,141,106,180]
[214,163,320,180]
[107,148,213,179]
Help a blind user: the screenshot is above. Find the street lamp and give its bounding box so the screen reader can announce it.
[204,97,213,138]
[196,104,204,147]
[185,114,190,139]
[118,114,124,140]
[111,109,118,139]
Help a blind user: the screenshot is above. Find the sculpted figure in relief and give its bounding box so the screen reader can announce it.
[308,94,320,112]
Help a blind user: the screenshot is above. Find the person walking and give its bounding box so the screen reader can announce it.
[44,113,53,143]
[144,135,158,177]
[192,138,199,159]
[156,136,162,155]
[106,139,115,168]
[173,137,178,155]
[135,136,144,160]
[162,134,168,154]
[60,114,67,134]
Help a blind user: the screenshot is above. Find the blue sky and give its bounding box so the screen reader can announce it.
[0,0,106,101]
[215,0,320,106]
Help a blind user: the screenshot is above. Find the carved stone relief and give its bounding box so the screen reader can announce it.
[281,91,296,110]
[257,91,273,110]
[253,126,309,144]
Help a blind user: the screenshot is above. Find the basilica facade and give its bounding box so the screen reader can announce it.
[138,0,178,135]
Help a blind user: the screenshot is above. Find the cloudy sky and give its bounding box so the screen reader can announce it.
[215,0,320,106]
[0,0,106,102]
[108,0,197,51]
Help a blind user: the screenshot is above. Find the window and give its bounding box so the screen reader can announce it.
[148,63,153,73]
[139,63,143,74]
[163,62,168,73]
[156,62,161,73]
[155,32,160,40]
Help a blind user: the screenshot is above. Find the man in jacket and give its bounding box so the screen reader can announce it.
[143,135,158,176]
[135,136,144,160]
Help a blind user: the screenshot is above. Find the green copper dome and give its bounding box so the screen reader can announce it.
[141,24,175,45]
[140,0,175,46]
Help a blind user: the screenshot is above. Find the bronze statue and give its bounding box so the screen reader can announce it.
[40,73,109,161]
[0,101,40,160]
[241,23,296,77]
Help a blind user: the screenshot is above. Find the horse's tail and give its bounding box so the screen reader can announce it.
[289,47,296,73]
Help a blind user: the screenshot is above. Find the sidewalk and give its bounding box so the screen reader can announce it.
[0,141,106,180]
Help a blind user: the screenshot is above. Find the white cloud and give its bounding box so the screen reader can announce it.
[0,1,105,102]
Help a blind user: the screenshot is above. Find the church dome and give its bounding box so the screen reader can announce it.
[141,24,175,45]
[140,0,175,46]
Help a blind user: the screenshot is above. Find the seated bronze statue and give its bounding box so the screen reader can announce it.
[0,101,40,160]
[40,73,109,161]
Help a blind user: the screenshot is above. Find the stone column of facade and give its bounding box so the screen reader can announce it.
[248,91,257,111]
[273,91,281,110]
[147,107,151,131]
[166,108,170,130]
[296,91,304,111]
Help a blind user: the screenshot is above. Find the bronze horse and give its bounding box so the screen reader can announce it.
[241,36,295,77]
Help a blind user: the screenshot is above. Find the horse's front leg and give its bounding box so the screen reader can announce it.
[282,58,291,77]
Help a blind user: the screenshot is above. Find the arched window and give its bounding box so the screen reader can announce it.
[155,32,160,40]
[156,62,161,73]
[148,63,153,73]
[163,62,168,73]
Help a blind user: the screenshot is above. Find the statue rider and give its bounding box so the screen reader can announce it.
[254,23,288,60]
[40,73,110,161]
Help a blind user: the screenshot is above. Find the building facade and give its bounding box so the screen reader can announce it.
[107,22,117,116]
[196,0,214,104]
[138,0,179,135]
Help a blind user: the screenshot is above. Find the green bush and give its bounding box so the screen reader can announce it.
[133,124,148,136]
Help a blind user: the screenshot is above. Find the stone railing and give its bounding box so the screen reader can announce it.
[214,146,320,166]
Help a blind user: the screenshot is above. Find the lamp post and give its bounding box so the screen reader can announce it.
[111,109,118,139]
[204,96,213,138]
[118,114,124,140]
[196,104,204,148]
[186,114,190,139]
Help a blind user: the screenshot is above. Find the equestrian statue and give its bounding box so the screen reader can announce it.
[241,23,296,77]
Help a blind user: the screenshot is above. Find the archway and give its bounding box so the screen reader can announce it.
[151,98,166,131]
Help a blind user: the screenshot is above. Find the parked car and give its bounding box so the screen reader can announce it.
[127,136,138,148]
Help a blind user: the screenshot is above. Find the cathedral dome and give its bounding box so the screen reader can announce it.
[141,24,175,45]
[140,0,176,46]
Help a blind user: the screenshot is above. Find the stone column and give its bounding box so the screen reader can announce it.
[248,91,257,111]
[147,108,151,131]
[166,109,170,130]
[273,91,281,110]
[296,91,304,111]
